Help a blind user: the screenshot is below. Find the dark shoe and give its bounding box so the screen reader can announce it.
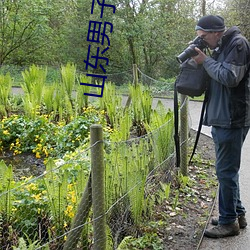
[211,214,247,229]
[204,222,240,238]
[238,215,247,228]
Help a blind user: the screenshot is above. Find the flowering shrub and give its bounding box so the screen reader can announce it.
[0,106,105,158]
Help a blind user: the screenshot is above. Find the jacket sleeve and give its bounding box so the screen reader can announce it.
[203,37,250,87]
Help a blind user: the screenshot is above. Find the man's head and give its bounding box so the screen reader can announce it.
[195,15,225,49]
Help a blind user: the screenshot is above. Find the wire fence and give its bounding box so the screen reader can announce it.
[1,63,174,97]
[0,65,191,249]
[0,117,189,249]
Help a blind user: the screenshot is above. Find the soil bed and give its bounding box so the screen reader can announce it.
[0,152,45,180]
[159,130,217,250]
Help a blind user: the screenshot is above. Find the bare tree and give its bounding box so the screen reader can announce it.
[0,0,48,65]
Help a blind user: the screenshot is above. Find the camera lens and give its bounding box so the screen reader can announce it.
[176,37,208,63]
[176,45,198,63]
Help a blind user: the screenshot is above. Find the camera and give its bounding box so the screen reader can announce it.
[176,36,208,64]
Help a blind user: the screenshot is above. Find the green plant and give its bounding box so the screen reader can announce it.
[0,161,15,222]
[60,63,76,102]
[145,100,174,164]
[157,182,171,203]
[129,83,153,129]
[172,190,180,210]
[117,233,163,250]
[178,173,191,189]
[0,73,12,117]
[12,177,49,241]
[21,65,47,118]
[76,74,91,114]
[43,84,55,114]
[13,237,40,250]
[0,115,57,157]
[105,136,153,232]
[99,81,123,128]
[51,80,74,122]
[109,109,132,141]
[43,159,69,222]
[0,108,104,158]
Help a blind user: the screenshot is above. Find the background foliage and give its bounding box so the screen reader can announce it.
[1,0,249,82]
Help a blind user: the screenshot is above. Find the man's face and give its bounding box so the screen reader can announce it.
[196,30,222,49]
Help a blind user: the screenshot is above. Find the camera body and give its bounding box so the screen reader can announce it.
[176,36,208,63]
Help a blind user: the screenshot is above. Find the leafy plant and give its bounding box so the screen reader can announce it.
[12,176,49,241]
[172,190,180,210]
[0,73,12,117]
[76,74,91,114]
[129,83,153,131]
[145,100,174,164]
[21,65,47,118]
[178,173,192,189]
[99,81,123,128]
[60,63,76,102]
[13,236,43,250]
[117,233,163,250]
[43,84,55,114]
[157,182,171,204]
[0,161,15,222]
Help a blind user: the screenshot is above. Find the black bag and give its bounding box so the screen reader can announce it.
[175,58,208,97]
[174,58,209,168]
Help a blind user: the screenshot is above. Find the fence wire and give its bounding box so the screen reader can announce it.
[0,119,180,249]
[137,67,175,96]
[0,67,193,249]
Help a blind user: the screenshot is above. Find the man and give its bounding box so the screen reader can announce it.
[192,15,250,238]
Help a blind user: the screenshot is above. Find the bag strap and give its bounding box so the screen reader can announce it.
[174,80,180,168]
[188,91,208,164]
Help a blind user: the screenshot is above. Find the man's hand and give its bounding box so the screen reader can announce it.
[192,47,207,64]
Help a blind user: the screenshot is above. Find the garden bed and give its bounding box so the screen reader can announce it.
[160,131,217,250]
[0,129,217,250]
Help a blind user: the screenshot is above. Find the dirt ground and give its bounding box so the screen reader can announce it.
[159,130,217,250]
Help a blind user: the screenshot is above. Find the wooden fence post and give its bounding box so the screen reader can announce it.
[63,175,92,250]
[91,124,106,250]
[133,64,138,85]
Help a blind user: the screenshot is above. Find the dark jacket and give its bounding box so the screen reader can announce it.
[203,26,250,128]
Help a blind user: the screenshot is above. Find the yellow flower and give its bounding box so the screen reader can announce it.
[36,152,41,158]
[14,149,21,155]
[71,195,76,204]
[3,130,9,135]
[42,147,49,157]
[12,207,17,212]
[65,205,74,218]
[32,193,42,201]
[100,110,106,115]
[26,183,37,191]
